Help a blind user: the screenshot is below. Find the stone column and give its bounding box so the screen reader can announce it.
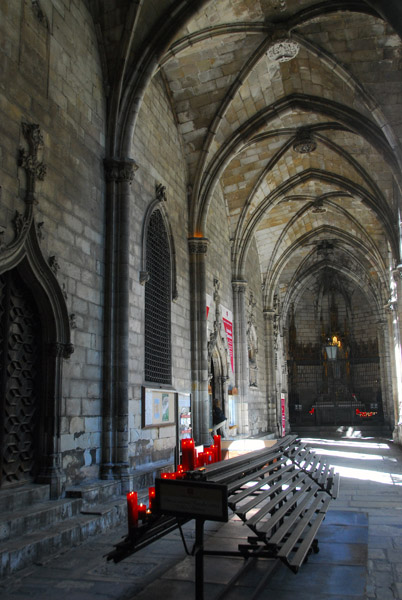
[390,265,402,442]
[37,341,73,499]
[264,308,278,433]
[188,237,210,446]
[377,318,392,427]
[102,157,137,491]
[232,280,249,435]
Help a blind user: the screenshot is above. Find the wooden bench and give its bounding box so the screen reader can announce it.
[186,434,339,574]
[107,435,340,597]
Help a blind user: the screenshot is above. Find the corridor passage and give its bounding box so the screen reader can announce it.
[1,431,402,600]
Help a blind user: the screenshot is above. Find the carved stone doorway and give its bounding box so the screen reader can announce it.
[0,269,42,489]
[210,353,228,431]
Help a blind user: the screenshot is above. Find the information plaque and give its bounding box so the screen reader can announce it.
[155,478,228,522]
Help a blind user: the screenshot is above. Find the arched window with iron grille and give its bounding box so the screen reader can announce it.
[144,209,172,384]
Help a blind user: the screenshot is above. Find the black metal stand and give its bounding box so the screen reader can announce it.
[194,519,205,600]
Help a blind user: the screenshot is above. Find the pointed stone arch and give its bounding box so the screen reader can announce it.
[0,123,73,498]
[140,183,178,301]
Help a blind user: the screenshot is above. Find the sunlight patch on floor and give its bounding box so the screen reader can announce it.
[301,437,390,450]
[298,447,386,461]
[329,463,402,486]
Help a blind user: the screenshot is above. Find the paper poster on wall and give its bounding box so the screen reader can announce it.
[142,387,176,428]
[221,306,234,372]
[178,393,192,440]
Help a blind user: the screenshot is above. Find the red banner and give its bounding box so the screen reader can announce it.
[222,313,234,372]
[281,395,286,437]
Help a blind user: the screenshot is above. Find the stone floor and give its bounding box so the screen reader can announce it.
[1,429,402,600]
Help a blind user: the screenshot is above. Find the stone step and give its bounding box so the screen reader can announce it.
[0,497,82,543]
[65,478,122,506]
[0,483,50,513]
[0,498,127,578]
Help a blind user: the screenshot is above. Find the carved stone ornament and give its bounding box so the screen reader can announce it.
[156,183,167,202]
[384,298,397,313]
[392,265,402,281]
[37,221,45,241]
[19,123,47,183]
[0,225,5,249]
[139,270,150,285]
[31,0,49,29]
[48,342,74,359]
[271,0,287,11]
[104,157,138,183]
[213,277,221,304]
[267,39,300,62]
[49,255,60,275]
[13,210,29,238]
[311,200,326,214]
[293,128,317,154]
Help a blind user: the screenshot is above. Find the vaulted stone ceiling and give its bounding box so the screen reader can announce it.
[91,0,402,314]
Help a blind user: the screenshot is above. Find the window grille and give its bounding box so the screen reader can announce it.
[144,209,171,384]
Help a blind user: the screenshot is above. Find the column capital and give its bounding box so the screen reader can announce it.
[232,280,248,294]
[104,157,138,183]
[263,307,276,321]
[47,342,74,358]
[188,237,209,254]
[392,264,402,281]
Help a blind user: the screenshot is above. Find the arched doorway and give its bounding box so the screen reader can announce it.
[0,269,42,488]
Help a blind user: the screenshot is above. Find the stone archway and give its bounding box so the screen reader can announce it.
[0,123,73,497]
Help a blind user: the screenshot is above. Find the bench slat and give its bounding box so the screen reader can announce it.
[263,485,320,545]
[277,493,331,565]
[237,471,297,521]
[257,479,317,537]
[205,449,285,486]
[227,460,294,506]
[317,461,331,486]
[304,453,320,474]
[226,455,290,494]
[287,495,331,571]
[245,472,310,527]
[293,447,312,465]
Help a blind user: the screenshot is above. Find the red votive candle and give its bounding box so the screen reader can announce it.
[127,491,138,530]
[148,486,156,510]
[214,434,222,461]
[181,438,196,471]
[138,503,147,520]
[197,452,206,467]
[205,449,213,464]
[210,444,218,463]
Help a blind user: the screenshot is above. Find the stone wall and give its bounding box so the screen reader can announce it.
[129,72,190,469]
[0,0,106,484]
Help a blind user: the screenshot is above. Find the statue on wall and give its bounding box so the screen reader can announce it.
[247,292,258,387]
